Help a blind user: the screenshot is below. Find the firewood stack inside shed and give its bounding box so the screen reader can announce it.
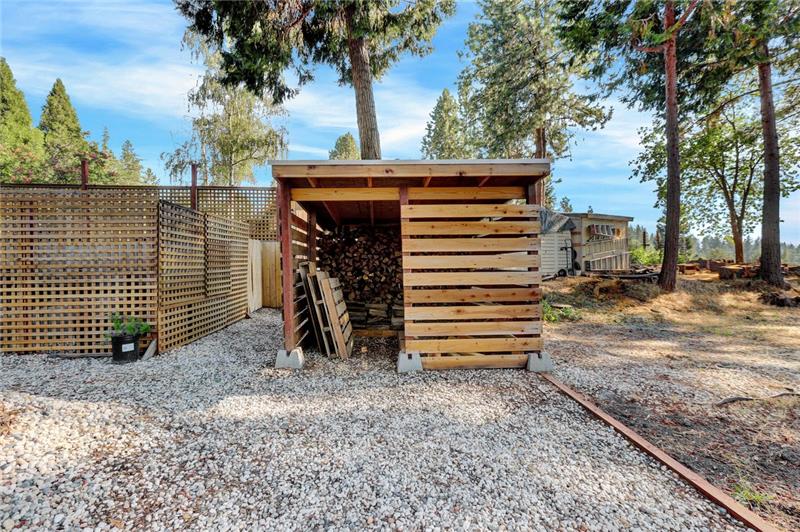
[317,225,404,330]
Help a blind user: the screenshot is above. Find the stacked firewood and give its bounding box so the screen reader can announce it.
[317,225,403,305]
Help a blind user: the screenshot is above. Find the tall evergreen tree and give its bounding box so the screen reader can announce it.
[421,88,470,159]
[176,0,455,160]
[459,0,609,208]
[39,79,89,183]
[558,0,703,291]
[0,58,45,182]
[329,132,360,160]
[118,140,144,184]
[689,0,800,285]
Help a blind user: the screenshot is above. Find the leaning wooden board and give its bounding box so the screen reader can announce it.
[316,271,354,359]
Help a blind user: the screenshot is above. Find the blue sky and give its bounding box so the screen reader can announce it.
[2,0,797,242]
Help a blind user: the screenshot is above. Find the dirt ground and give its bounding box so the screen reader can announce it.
[544,273,800,530]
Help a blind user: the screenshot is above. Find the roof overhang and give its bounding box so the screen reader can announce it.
[270,159,550,180]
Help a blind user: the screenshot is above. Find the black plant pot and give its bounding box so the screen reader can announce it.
[111,334,140,363]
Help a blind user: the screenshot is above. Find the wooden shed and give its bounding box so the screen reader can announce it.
[271,159,550,370]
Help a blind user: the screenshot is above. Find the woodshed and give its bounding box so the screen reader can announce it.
[271,159,550,371]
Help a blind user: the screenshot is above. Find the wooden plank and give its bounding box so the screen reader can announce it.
[317,272,352,359]
[404,287,540,303]
[408,187,525,200]
[405,304,540,320]
[401,204,539,218]
[353,329,399,337]
[405,320,541,337]
[407,337,542,354]
[421,354,529,370]
[402,237,539,252]
[298,264,323,354]
[272,161,549,179]
[402,221,539,236]
[403,253,538,270]
[291,188,399,201]
[404,271,541,286]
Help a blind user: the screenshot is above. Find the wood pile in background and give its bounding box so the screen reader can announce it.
[345,301,404,330]
[318,225,403,306]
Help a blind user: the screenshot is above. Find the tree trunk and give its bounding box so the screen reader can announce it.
[659,1,680,292]
[732,222,744,263]
[345,13,381,160]
[533,127,546,206]
[757,43,784,286]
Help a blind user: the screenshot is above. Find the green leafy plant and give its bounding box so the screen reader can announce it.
[107,312,151,337]
[542,299,580,323]
[732,480,773,508]
[630,246,663,266]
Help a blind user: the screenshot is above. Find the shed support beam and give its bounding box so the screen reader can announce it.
[306,210,317,263]
[278,181,295,350]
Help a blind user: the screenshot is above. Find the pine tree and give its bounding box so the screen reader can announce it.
[39,79,89,183]
[118,140,143,184]
[0,58,45,183]
[558,0,703,291]
[421,89,470,159]
[329,132,360,160]
[459,0,608,211]
[558,196,573,213]
[177,0,455,159]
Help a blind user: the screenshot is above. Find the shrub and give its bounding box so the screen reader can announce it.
[542,299,580,322]
[630,246,663,266]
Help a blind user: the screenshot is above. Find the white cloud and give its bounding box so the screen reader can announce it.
[289,143,330,157]
[2,0,200,123]
[284,71,440,159]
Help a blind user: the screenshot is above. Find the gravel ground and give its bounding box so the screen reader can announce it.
[1,309,746,531]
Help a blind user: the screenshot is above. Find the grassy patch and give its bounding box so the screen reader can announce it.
[542,299,581,322]
[732,480,774,508]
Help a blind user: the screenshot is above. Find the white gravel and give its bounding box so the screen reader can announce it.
[1,309,746,530]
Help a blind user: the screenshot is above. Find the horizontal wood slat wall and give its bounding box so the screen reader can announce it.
[401,200,541,368]
[0,188,159,353]
[157,201,249,352]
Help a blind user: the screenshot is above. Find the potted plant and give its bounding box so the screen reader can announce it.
[107,313,151,363]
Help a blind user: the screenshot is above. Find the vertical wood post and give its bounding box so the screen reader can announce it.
[190,163,198,210]
[80,159,89,189]
[399,186,412,352]
[278,181,295,350]
[306,210,317,263]
[526,180,541,354]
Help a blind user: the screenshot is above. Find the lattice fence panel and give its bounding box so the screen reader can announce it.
[0,187,159,353]
[401,201,542,370]
[198,187,278,240]
[157,202,249,352]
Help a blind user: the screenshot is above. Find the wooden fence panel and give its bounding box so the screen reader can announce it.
[0,187,159,354]
[401,200,541,369]
[260,241,282,308]
[157,201,249,352]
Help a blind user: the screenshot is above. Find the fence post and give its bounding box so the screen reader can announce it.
[80,159,89,190]
[190,163,198,210]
